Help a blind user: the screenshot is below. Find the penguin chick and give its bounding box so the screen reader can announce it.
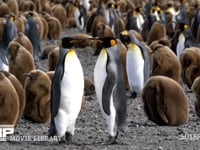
[84,76,95,96]
[8,41,35,87]
[150,42,182,84]
[71,33,93,48]
[97,22,116,38]
[13,32,33,55]
[192,76,200,117]
[180,47,200,88]
[0,72,19,125]
[94,37,127,144]
[48,47,59,71]
[0,71,25,121]
[24,69,51,123]
[147,21,166,45]
[142,75,189,126]
[40,44,57,60]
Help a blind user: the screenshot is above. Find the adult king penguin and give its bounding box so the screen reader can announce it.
[25,12,40,62]
[74,1,87,30]
[0,14,17,71]
[94,37,127,144]
[120,30,150,98]
[48,37,84,144]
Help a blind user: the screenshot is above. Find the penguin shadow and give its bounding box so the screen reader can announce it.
[76,131,128,146]
[45,131,128,146]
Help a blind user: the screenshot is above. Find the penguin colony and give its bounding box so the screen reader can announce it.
[0,0,200,145]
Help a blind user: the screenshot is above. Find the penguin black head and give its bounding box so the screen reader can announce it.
[119,30,131,45]
[107,2,115,9]
[28,11,34,17]
[60,37,79,49]
[153,2,161,12]
[98,37,117,48]
[176,23,188,32]
[135,7,142,13]
[115,4,120,9]
[180,0,186,3]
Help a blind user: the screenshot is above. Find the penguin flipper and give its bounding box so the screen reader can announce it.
[50,67,63,118]
[139,44,150,81]
[49,65,63,136]
[0,47,8,65]
[102,67,116,115]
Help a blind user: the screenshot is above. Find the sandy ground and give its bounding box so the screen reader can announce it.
[1,28,200,150]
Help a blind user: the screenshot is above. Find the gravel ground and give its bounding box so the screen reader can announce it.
[1,28,200,150]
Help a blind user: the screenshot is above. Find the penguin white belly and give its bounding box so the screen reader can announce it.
[154,11,160,21]
[126,45,144,94]
[82,0,90,10]
[136,14,144,32]
[54,52,84,137]
[94,49,117,137]
[167,7,176,31]
[176,33,185,59]
[74,8,84,30]
[94,49,107,115]
[0,58,8,71]
[104,10,110,25]
[106,84,117,137]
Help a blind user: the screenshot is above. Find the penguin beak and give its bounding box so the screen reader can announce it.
[23,73,37,80]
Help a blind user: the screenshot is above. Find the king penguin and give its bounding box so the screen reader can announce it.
[120,30,150,98]
[74,1,87,30]
[0,14,17,71]
[94,37,127,144]
[25,12,40,62]
[48,37,84,144]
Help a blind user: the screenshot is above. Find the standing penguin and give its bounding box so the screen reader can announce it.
[0,14,17,71]
[173,0,189,59]
[74,1,86,30]
[94,37,127,144]
[25,12,40,62]
[120,30,150,98]
[1,14,17,51]
[48,37,84,144]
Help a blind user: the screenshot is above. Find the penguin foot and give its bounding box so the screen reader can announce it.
[129,92,137,99]
[59,132,72,145]
[108,135,118,145]
[48,125,57,137]
[59,136,67,144]
[65,132,72,144]
[100,131,119,145]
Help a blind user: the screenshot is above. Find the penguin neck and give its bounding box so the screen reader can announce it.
[106,45,120,61]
